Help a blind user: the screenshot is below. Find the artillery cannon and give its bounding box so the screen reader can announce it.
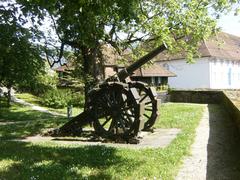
[51,44,167,142]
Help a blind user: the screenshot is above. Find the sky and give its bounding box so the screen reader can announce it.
[217,12,240,36]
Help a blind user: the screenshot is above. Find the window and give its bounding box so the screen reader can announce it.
[151,77,154,84]
[228,68,232,86]
[221,60,224,66]
[213,60,216,66]
[227,61,230,66]
[158,77,162,84]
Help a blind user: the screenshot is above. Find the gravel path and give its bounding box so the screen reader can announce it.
[176,104,240,180]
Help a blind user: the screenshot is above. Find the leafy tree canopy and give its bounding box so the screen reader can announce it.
[0,3,44,90]
[15,0,240,59]
[2,0,239,95]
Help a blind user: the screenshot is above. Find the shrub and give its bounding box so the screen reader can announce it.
[40,89,69,108]
[17,64,58,95]
[40,89,84,108]
[68,92,85,107]
[157,84,169,91]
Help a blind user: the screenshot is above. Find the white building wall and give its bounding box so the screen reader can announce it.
[209,59,240,89]
[158,58,210,89]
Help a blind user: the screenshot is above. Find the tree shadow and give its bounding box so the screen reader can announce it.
[0,141,142,179]
[0,103,58,122]
[0,111,67,140]
[207,104,240,179]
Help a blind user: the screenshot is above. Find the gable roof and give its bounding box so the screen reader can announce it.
[131,64,176,77]
[156,32,240,62]
[200,32,240,60]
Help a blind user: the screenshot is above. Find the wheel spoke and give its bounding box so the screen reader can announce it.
[122,112,135,118]
[144,113,150,119]
[145,101,153,105]
[102,116,112,127]
[140,94,148,103]
[108,119,115,132]
[119,117,126,132]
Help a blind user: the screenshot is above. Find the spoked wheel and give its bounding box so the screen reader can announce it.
[91,82,140,140]
[129,81,159,130]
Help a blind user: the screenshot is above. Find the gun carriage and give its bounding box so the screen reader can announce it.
[52,44,166,142]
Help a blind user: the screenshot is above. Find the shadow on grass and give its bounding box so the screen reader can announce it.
[0,118,66,140]
[0,103,56,122]
[0,141,140,179]
[207,104,240,179]
[0,101,68,140]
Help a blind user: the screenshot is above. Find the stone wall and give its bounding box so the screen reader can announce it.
[157,91,169,103]
[221,92,240,133]
[169,90,240,133]
[169,90,223,104]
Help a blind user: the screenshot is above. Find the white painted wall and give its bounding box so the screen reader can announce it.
[158,58,210,89]
[158,57,240,89]
[209,59,240,89]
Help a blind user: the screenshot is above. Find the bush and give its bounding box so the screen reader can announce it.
[40,89,84,108]
[17,64,58,95]
[156,84,169,91]
[68,92,85,107]
[40,89,68,108]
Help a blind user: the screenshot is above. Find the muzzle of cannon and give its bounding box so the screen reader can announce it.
[51,44,167,142]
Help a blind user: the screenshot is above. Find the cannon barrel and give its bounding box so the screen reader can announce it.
[117,44,166,81]
[49,43,166,141]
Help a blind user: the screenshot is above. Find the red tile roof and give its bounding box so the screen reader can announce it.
[131,64,176,77]
[156,32,240,61]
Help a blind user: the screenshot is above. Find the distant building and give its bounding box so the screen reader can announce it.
[54,64,75,87]
[156,32,240,89]
[129,64,176,86]
[55,44,176,87]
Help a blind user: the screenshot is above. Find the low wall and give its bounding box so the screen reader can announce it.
[169,90,240,133]
[157,91,169,103]
[169,90,223,104]
[221,92,240,133]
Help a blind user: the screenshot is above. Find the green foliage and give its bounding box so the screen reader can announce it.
[18,64,58,95]
[0,3,44,91]
[15,92,83,116]
[40,89,68,108]
[15,0,239,63]
[157,84,169,91]
[40,89,84,109]
[68,92,85,107]
[3,0,238,94]
[32,72,58,94]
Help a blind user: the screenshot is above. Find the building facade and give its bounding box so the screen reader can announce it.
[156,32,240,89]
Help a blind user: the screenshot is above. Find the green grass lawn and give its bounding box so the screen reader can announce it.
[0,99,205,180]
[15,93,83,116]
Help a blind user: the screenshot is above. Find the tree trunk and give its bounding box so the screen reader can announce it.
[81,46,103,110]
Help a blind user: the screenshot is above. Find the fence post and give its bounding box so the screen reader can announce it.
[67,105,73,120]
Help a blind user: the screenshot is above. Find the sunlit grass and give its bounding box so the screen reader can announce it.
[0,100,205,179]
[15,93,83,116]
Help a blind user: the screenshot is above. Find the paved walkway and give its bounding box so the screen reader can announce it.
[13,97,65,116]
[176,104,240,180]
[14,128,181,149]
